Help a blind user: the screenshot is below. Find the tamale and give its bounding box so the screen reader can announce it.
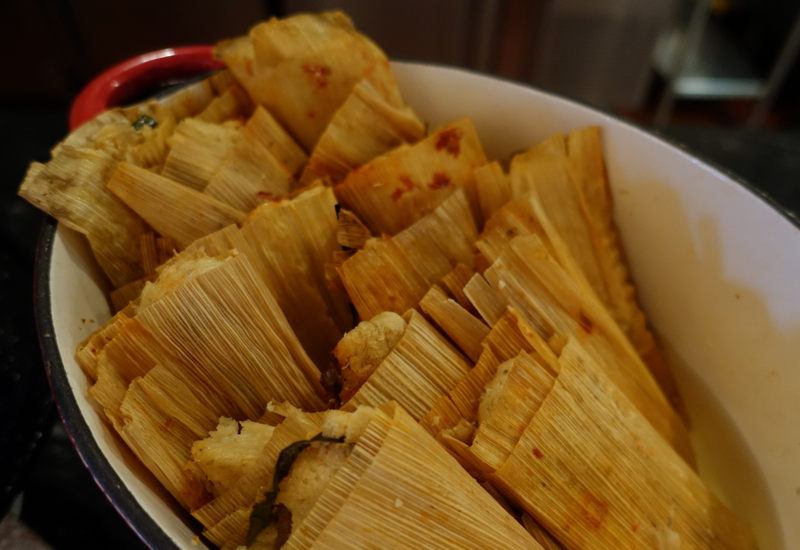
[476,235,694,464]
[196,83,254,124]
[193,408,325,537]
[160,118,243,191]
[566,126,685,417]
[420,310,536,438]
[340,310,472,421]
[135,252,328,415]
[75,309,133,382]
[241,186,352,372]
[521,514,564,550]
[339,188,478,320]
[419,284,489,362]
[439,262,478,311]
[489,339,756,550]
[274,403,543,550]
[191,417,275,496]
[334,312,407,402]
[475,161,512,222]
[18,147,148,287]
[335,118,488,234]
[299,80,425,186]
[463,272,507,326]
[118,380,213,511]
[204,107,307,212]
[216,11,403,151]
[107,162,245,249]
[335,208,372,249]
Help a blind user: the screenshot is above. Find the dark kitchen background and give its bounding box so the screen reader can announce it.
[1,1,799,549]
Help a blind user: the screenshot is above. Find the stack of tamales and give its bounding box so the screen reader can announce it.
[18,10,757,550]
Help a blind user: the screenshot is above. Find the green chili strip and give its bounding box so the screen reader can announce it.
[132,115,158,131]
[246,434,344,547]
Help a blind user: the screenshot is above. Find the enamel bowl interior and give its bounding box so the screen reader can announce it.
[40,61,799,550]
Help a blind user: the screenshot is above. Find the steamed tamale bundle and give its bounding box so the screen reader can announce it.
[204,403,543,550]
[216,11,403,151]
[481,339,756,550]
[334,117,488,234]
[16,8,759,550]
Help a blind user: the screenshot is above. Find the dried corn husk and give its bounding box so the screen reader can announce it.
[477,235,694,464]
[475,161,512,222]
[136,252,327,415]
[241,186,352,372]
[18,148,148,287]
[280,403,542,550]
[204,107,304,212]
[160,118,243,191]
[335,208,372,249]
[335,118,488,234]
[90,318,185,429]
[566,127,685,417]
[439,263,477,311]
[419,285,489,362]
[194,408,324,536]
[196,83,254,124]
[107,162,245,249]
[75,309,133,382]
[118,380,213,511]
[299,80,425,186]
[216,11,403,151]
[490,339,756,550]
[463,272,507,326]
[470,352,555,471]
[340,310,472,420]
[420,309,536,438]
[339,188,478,320]
[521,514,564,550]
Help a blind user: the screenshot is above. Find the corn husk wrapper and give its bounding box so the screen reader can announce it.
[135,252,327,416]
[280,403,542,550]
[241,186,352,372]
[439,262,478,311]
[475,235,693,464]
[522,514,564,550]
[299,80,425,186]
[109,276,154,312]
[511,130,684,415]
[489,339,756,550]
[196,83,254,124]
[107,162,245,249]
[340,188,478,320]
[475,160,512,222]
[118,379,213,511]
[204,107,306,212]
[565,127,684,417]
[19,148,149,287]
[420,310,538,440]
[195,408,325,542]
[341,310,472,420]
[160,119,243,191]
[216,11,402,151]
[419,284,489,362]
[75,309,133,382]
[335,118,488,234]
[463,271,507,326]
[335,208,372,249]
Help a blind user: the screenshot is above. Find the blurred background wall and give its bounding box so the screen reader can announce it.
[3,0,800,127]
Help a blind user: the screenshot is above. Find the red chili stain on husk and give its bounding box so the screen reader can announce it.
[429,172,451,189]
[580,493,609,531]
[391,175,418,201]
[302,63,332,88]
[435,128,463,157]
[533,448,544,459]
[257,191,280,201]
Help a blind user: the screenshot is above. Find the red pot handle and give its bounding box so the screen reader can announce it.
[69,45,226,131]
